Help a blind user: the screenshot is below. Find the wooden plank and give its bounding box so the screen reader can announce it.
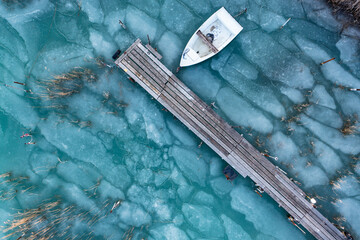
[136,42,174,76]
[196,30,219,53]
[301,213,336,240]
[233,143,312,213]
[167,73,246,145]
[310,212,344,239]
[117,60,161,100]
[145,44,162,60]
[132,41,310,219]
[275,173,307,200]
[158,94,230,158]
[126,53,165,91]
[232,147,311,217]
[131,51,242,147]
[162,84,235,153]
[160,90,230,156]
[133,46,243,151]
[131,47,169,84]
[224,152,248,178]
[125,50,232,158]
[233,143,314,216]
[115,38,141,64]
[275,172,307,197]
[164,80,241,149]
[116,40,347,240]
[121,57,163,96]
[306,210,345,240]
[133,46,240,155]
[130,48,235,155]
[229,151,302,215]
[229,150,305,219]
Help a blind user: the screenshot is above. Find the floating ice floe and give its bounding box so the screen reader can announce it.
[29,151,59,177]
[104,10,126,36]
[305,105,343,129]
[230,185,306,240]
[313,139,343,176]
[333,176,360,197]
[239,30,314,89]
[333,88,360,116]
[116,201,151,227]
[0,17,28,63]
[0,47,26,86]
[298,166,329,188]
[181,66,221,100]
[123,87,173,146]
[89,28,117,60]
[97,179,125,200]
[182,203,225,238]
[209,157,223,177]
[82,0,104,24]
[294,35,360,87]
[57,161,101,189]
[182,0,211,15]
[55,14,90,44]
[31,43,93,80]
[221,214,251,240]
[217,87,274,133]
[268,131,305,167]
[129,0,161,18]
[170,146,208,186]
[194,191,215,206]
[150,224,189,240]
[210,45,234,72]
[280,87,305,104]
[210,177,234,196]
[220,53,259,81]
[336,35,360,77]
[335,198,360,236]
[0,0,54,25]
[300,114,360,154]
[309,85,336,110]
[259,9,286,32]
[157,31,183,67]
[126,5,159,41]
[0,86,39,128]
[220,71,285,118]
[61,182,99,212]
[304,0,342,32]
[160,0,199,35]
[167,118,197,146]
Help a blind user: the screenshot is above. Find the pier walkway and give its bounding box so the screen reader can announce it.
[115,39,346,240]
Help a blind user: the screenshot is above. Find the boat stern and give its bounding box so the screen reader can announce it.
[180,47,200,67]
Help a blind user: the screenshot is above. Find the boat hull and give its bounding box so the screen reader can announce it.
[180,7,243,67]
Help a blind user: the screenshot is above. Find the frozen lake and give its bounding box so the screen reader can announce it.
[0,0,359,239]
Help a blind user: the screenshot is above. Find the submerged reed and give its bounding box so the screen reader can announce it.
[40,67,97,100]
[329,0,360,22]
[340,118,358,135]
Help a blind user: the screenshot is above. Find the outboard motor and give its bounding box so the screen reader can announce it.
[112,50,122,60]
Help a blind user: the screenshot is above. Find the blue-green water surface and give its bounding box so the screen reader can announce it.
[0,0,360,239]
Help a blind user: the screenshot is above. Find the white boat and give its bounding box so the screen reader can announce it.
[180,7,243,67]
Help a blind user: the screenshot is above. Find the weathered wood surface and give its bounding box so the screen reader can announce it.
[114,39,346,240]
[196,30,219,53]
[145,43,162,60]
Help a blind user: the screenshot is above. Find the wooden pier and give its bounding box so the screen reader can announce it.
[115,39,346,240]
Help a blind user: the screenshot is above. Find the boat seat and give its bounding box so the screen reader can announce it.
[186,48,200,61]
[196,30,219,53]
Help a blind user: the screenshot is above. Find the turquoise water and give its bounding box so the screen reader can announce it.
[0,0,360,239]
